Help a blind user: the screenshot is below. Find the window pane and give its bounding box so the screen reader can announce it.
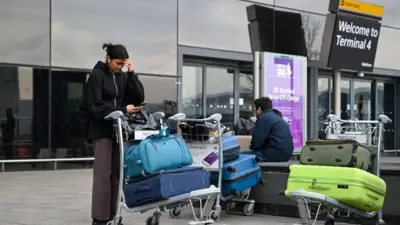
[374,27,400,70]
[182,66,203,119]
[205,67,234,130]
[52,0,177,75]
[239,72,254,119]
[275,0,330,14]
[0,66,49,165]
[376,82,395,151]
[0,1,49,66]
[317,77,329,139]
[354,80,372,120]
[179,0,251,52]
[340,80,351,120]
[50,70,89,166]
[139,75,178,118]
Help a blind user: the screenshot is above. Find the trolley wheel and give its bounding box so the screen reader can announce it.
[225,202,236,214]
[146,215,160,225]
[324,219,335,225]
[209,211,220,221]
[169,207,181,218]
[243,204,254,216]
[146,217,154,225]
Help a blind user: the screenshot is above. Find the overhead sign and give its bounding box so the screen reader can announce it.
[328,13,381,71]
[261,52,307,153]
[329,0,384,18]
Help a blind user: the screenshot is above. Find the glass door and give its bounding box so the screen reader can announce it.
[205,67,235,131]
[376,82,395,150]
[353,80,373,120]
[239,71,254,120]
[182,66,203,119]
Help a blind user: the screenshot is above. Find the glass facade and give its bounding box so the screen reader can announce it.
[1,0,400,167]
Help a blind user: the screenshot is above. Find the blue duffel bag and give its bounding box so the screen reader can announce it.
[124,126,193,179]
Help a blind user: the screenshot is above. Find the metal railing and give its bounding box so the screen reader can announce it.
[0,157,94,173]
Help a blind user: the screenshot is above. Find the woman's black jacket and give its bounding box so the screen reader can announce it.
[80,61,144,140]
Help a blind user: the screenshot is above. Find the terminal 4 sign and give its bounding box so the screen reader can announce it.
[328,13,381,71]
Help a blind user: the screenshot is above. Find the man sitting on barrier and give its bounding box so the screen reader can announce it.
[243,97,294,162]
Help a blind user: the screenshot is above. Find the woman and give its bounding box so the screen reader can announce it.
[84,43,142,225]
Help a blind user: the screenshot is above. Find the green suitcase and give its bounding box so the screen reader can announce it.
[285,165,386,212]
[299,139,372,171]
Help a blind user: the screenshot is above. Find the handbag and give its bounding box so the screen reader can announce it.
[127,110,157,131]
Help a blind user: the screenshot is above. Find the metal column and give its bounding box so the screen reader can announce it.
[253,51,260,99]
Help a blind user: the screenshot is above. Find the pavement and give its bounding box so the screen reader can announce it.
[0,169,353,225]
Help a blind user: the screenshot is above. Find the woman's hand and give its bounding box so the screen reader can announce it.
[125,60,134,72]
[126,104,142,114]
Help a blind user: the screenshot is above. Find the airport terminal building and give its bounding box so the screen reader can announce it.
[1,0,400,167]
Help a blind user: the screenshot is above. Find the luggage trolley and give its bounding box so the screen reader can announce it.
[287,114,392,225]
[104,111,221,225]
[167,113,226,221]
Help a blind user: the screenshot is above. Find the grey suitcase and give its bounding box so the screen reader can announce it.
[299,139,372,171]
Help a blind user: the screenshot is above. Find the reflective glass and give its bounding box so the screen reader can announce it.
[179,0,252,52]
[52,0,177,75]
[0,66,50,167]
[182,66,203,119]
[205,67,235,130]
[0,1,50,66]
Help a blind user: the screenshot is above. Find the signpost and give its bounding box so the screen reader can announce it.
[319,0,384,118]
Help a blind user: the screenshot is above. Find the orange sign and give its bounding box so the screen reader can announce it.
[339,0,384,18]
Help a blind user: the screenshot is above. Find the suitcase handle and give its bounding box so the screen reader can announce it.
[134,185,151,193]
[308,185,331,190]
[227,166,236,173]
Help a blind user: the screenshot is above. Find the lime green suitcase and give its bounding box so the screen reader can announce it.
[285,165,386,212]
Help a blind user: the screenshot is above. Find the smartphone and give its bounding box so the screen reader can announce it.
[202,152,219,167]
[140,103,147,106]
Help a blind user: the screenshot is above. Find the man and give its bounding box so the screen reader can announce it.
[245,97,294,162]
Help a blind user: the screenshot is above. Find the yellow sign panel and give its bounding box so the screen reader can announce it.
[339,0,384,18]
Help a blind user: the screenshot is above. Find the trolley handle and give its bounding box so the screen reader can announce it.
[169,113,222,123]
[325,114,392,125]
[377,114,392,124]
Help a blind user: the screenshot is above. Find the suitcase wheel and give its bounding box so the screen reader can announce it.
[243,204,254,216]
[227,166,236,173]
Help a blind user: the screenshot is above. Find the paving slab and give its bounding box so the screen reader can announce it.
[0,169,353,225]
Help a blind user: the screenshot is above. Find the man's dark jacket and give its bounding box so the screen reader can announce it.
[249,109,294,162]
